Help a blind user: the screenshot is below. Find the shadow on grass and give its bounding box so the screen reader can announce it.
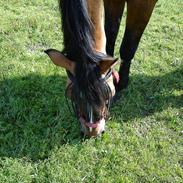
[0,73,82,160]
[111,68,182,122]
[0,68,182,160]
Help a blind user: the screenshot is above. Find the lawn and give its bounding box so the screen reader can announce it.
[0,0,182,182]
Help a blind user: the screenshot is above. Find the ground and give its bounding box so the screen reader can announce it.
[0,0,182,182]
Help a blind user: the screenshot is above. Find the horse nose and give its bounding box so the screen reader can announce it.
[79,117,106,137]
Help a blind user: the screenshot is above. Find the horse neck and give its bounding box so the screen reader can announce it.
[87,0,106,54]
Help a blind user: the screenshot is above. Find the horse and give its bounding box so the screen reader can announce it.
[45,0,157,137]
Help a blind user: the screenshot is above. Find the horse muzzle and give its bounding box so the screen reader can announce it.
[79,116,106,137]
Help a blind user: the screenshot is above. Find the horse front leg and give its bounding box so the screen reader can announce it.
[104,0,125,56]
[117,0,157,91]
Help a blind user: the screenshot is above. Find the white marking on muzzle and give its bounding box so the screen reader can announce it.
[89,107,93,132]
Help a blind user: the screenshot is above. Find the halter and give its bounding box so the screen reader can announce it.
[65,68,119,130]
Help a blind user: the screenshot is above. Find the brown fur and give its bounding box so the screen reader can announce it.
[126,0,157,34]
[89,0,157,55]
[87,0,106,53]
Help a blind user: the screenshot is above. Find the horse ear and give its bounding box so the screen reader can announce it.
[99,56,119,74]
[44,49,75,74]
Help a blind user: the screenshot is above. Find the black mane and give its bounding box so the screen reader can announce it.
[60,0,111,113]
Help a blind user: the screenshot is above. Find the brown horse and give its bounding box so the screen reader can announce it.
[45,0,157,137]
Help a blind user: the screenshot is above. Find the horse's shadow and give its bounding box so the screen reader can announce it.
[0,68,182,160]
[111,68,182,123]
[0,73,81,160]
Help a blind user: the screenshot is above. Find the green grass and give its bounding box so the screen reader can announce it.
[0,0,183,182]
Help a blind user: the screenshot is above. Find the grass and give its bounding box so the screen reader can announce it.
[0,0,182,182]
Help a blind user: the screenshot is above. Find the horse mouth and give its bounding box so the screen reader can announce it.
[79,117,106,137]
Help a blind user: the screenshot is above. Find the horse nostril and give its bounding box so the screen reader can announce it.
[101,130,105,134]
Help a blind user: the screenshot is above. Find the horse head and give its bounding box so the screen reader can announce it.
[45,49,119,137]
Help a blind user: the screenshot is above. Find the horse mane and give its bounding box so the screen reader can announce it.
[59,0,111,110]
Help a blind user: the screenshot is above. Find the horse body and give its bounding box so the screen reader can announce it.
[104,0,157,91]
[91,0,157,90]
[46,0,157,137]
